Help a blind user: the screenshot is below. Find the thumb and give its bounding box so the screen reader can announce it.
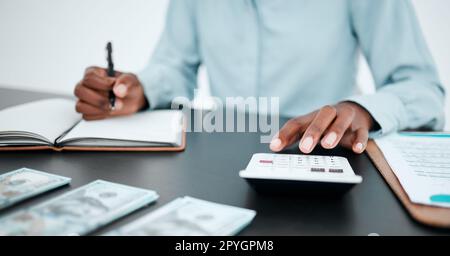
[113,74,135,98]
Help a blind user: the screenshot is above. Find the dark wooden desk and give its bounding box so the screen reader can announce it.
[0,87,448,235]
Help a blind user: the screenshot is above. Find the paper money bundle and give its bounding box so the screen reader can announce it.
[0,179,158,235]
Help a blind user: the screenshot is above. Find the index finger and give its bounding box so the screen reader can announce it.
[299,105,337,153]
[270,113,315,152]
[82,67,116,91]
[85,66,108,77]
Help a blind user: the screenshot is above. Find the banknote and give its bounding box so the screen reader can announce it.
[0,180,158,236]
[108,196,256,236]
[0,168,71,210]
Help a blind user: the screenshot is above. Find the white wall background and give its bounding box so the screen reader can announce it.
[0,0,449,128]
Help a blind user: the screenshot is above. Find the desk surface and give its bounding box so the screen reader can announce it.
[0,87,449,236]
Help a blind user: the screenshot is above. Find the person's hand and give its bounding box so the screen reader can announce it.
[74,67,147,120]
[270,102,374,154]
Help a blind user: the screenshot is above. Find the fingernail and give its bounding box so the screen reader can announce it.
[355,142,364,152]
[300,136,313,152]
[114,84,127,98]
[114,100,123,111]
[270,138,282,151]
[323,132,337,147]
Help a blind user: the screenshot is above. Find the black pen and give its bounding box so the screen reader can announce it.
[106,42,116,109]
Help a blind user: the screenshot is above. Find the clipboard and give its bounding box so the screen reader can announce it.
[366,140,450,228]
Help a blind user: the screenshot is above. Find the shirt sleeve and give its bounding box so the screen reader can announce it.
[347,0,446,137]
[137,0,200,109]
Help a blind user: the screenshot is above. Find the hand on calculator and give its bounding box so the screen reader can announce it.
[270,102,375,154]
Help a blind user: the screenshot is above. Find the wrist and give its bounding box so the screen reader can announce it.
[139,96,150,111]
[338,101,374,130]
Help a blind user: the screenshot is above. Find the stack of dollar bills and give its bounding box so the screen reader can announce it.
[108,196,256,236]
[0,168,256,236]
[0,171,158,236]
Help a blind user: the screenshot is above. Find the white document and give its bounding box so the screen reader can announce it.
[376,133,450,208]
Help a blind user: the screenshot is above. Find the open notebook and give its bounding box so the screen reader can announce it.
[0,99,185,151]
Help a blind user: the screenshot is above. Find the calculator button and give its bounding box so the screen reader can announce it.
[311,168,325,172]
[329,168,344,173]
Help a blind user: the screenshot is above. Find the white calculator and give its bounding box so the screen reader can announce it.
[239,153,362,194]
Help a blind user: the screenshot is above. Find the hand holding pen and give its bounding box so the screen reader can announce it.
[73,42,148,120]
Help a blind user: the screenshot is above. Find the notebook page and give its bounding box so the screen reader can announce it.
[59,110,183,146]
[0,98,80,144]
[376,133,450,208]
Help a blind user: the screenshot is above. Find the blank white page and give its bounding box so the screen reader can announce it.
[376,133,450,208]
[0,98,80,143]
[60,110,184,146]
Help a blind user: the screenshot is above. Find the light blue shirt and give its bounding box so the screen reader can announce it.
[138,0,445,136]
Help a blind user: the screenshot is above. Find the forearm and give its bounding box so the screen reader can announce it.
[137,62,197,109]
[347,80,445,137]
